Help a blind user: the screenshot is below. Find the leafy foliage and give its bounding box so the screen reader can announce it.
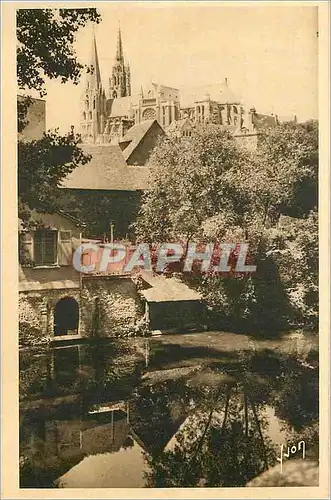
[135,126,251,243]
[17,8,101,226]
[17,8,100,95]
[135,122,318,333]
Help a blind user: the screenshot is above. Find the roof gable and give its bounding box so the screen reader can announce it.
[19,209,85,231]
[119,120,165,163]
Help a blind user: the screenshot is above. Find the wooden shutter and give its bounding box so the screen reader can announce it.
[58,230,72,266]
[19,232,33,264]
[34,231,43,265]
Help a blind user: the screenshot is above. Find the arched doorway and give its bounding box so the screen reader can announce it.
[54,297,79,336]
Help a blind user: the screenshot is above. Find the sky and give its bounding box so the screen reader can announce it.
[41,3,318,133]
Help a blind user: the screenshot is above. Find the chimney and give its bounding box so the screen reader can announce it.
[225,77,228,85]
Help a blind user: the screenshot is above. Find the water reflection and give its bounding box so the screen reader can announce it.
[19,337,319,488]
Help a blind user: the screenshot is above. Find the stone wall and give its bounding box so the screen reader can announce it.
[81,276,144,337]
[234,132,259,151]
[19,276,144,344]
[19,288,82,344]
[147,300,206,331]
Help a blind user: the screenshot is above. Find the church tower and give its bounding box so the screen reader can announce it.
[109,26,131,98]
[80,30,107,143]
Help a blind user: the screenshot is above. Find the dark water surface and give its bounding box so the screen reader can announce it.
[19,335,319,488]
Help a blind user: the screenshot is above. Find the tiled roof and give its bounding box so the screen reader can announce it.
[180,82,240,108]
[140,272,202,302]
[61,144,150,191]
[119,119,163,162]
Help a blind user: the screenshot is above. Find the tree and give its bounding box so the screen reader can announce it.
[135,122,318,333]
[135,126,252,244]
[17,8,100,95]
[17,8,100,224]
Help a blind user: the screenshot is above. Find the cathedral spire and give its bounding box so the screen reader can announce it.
[80,26,107,143]
[116,24,124,61]
[88,27,102,89]
[109,24,131,98]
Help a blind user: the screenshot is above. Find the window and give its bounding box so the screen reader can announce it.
[34,230,57,265]
[142,108,156,120]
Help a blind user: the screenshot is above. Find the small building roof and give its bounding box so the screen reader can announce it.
[18,209,86,231]
[119,119,164,162]
[166,118,192,133]
[140,273,202,303]
[61,144,150,191]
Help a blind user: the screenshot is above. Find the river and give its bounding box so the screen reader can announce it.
[19,332,319,488]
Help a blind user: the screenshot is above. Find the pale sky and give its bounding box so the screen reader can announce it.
[41,3,318,133]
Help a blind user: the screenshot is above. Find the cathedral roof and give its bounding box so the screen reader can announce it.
[61,145,150,191]
[143,83,179,101]
[108,95,139,118]
[179,82,240,107]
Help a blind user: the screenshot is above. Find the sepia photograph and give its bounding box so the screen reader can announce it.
[1,1,330,497]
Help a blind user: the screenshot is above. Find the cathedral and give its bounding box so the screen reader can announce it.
[80,28,292,145]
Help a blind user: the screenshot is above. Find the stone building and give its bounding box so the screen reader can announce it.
[78,30,250,144]
[80,28,295,146]
[19,210,84,340]
[18,98,146,342]
[18,209,145,341]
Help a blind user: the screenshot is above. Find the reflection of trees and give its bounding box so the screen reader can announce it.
[130,380,193,456]
[144,381,278,487]
[142,349,319,488]
[19,339,319,488]
[245,349,318,432]
[272,366,318,431]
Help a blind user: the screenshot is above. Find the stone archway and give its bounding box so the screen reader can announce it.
[53,297,79,336]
